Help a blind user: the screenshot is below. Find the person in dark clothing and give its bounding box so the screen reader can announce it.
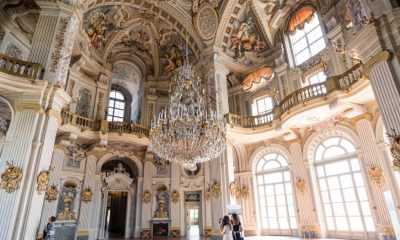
[231,213,243,240]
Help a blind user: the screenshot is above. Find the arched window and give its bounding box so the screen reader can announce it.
[313,137,375,235]
[288,6,326,65]
[255,153,296,234]
[108,90,126,122]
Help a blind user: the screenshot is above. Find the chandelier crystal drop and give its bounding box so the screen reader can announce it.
[149,62,226,170]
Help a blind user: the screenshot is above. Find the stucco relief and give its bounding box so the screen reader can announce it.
[196,5,218,40]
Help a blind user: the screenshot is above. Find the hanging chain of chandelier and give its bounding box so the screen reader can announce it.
[149,61,226,171]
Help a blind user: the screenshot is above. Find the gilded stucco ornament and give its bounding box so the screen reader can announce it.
[46,185,59,202]
[211,180,221,198]
[368,166,385,186]
[171,190,180,203]
[387,131,400,170]
[37,170,52,194]
[295,178,307,195]
[229,179,249,200]
[82,187,93,202]
[0,161,22,193]
[153,193,168,218]
[143,190,152,203]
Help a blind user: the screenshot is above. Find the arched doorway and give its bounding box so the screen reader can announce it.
[99,159,139,239]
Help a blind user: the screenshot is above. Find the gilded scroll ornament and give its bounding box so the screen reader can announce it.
[82,187,93,203]
[204,191,211,201]
[37,170,51,194]
[368,166,385,186]
[0,161,22,193]
[295,178,307,195]
[46,185,58,202]
[171,190,180,203]
[143,190,152,203]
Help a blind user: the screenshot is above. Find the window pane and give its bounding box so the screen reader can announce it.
[346,202,360,216]
[293,37,308,54]
[115,92,124,100]
[343,188,357,202]
[361,201,372,216]
[324,147,346,160]
[325,161,350,176]
[336,217,349,230]
[307,27,323,43]
[327,176,340,189]
[349,217,363,231]
[340,174,353,188]
[310,38,326,55]
[295,49,311,64]
[324,204,333,216]
[364,216,375,231]
[326,217,335,230]
[330,189,343,203]
[333,203,345,216]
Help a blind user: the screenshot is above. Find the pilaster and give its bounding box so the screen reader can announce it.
[355,119,396,239]
[29,1,80,85]
[289,141,319,237]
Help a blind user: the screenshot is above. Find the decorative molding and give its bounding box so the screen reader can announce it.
[50,17,69,73]
[15,103,44,114]
[363,50,392,79]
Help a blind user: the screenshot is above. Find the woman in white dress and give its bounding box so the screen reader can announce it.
[220,215,233,240]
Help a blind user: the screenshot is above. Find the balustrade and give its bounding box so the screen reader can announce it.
[227,64,364,128]
[60,110,149,137]
[0,53,42,79]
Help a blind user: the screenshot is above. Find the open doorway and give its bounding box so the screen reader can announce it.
[185,192,202,238]
[105,191,128,239]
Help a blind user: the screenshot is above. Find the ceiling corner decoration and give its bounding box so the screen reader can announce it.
[221,3,271,67]
[241,67,275,91]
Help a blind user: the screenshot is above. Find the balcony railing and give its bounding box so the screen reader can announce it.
[0,53,42,80]
[226,63,364,128]
[60,110,149,137]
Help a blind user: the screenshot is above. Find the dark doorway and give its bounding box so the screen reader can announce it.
[105,191,128,238]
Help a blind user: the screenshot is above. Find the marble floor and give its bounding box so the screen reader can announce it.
[109,236,343,240]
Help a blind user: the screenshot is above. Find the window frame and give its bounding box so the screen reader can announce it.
[108,90,126,122]
[288,12,326,66]
[254,153,297,234]
[312,136,375,237]
[253,96,274,116]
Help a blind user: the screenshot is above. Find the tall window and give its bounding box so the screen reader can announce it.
[108,90,125,122]
[314,137,375,235]
[253,97,273,116]
[290,12,326,65]
[255,153,297,233]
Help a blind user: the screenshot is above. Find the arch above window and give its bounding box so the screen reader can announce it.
[256,153,288,172]
[314,136,356,161]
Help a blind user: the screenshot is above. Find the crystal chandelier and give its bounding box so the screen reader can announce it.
[149,61,226,171]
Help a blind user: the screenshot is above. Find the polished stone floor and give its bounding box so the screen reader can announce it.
[109,236,343,240]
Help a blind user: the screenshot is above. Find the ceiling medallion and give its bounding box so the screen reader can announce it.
[149,55,226,170]
[195,5,218,40]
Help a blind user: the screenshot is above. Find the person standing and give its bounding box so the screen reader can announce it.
[220,215,233,240]
[232,213,243,240]
[43,216,56,240]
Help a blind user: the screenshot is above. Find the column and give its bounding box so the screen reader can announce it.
[289,140,319,237]
[0,85,69,240]
[76,154,97,239]
[170,162,181,235]
[226,142,235,205]
[37,148,66,239]
[210,155,225,240]
[140,158,154,237]
[366,54,400,132]
[28,1,79,85]
[355,117,396,238]
[134,177,143,237]
[203,161,212,236]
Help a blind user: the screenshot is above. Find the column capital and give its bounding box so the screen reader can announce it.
[363,50,392,79]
